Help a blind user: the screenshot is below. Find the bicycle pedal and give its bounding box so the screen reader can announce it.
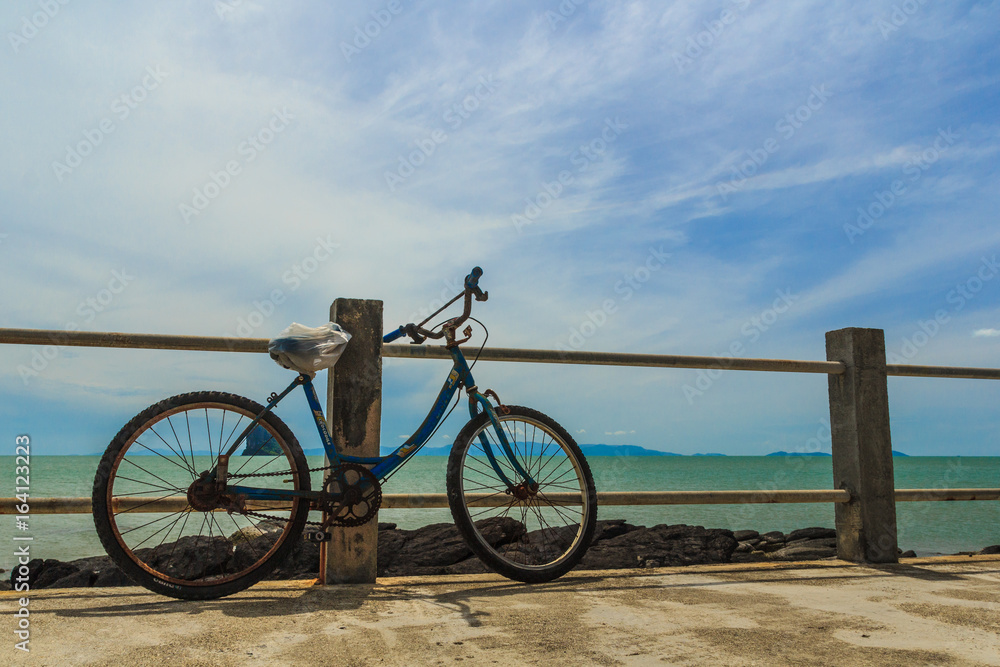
[305,529,331,543]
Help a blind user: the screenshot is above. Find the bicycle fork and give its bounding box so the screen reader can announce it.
[467,389,538,496]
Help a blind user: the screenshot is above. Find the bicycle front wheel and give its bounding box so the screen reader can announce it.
[92,391,311,600]
[447,405,597,582]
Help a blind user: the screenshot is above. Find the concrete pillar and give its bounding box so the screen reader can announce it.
[826,327,898,563]
[321,298,383,584]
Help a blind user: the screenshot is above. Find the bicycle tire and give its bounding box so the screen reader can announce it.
[446,405,597,582]
[92,391,311,600]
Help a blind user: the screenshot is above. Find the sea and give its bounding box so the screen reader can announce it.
[2,455,997,573]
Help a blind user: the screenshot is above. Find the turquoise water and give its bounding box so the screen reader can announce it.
[1,455,997,572]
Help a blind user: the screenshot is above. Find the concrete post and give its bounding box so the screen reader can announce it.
[826,327,898,563]
[321,298,383,584]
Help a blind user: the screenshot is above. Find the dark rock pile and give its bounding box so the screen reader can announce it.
[6,520,997,591]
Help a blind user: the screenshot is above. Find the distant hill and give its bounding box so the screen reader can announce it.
[766,450,910,457]
[692,453,726,457]
[579,444,679,456]
[346,443,681,457]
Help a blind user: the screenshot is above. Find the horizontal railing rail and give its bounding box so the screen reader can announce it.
[3,326,1000,379]
[4,489,999,515]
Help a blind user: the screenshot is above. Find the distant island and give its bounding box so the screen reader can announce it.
[766,450,909,457]
[339,443,683,457]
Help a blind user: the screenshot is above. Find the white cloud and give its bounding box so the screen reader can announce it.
[973,328,1000,337]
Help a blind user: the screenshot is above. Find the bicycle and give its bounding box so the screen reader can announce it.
[92,267,598,599]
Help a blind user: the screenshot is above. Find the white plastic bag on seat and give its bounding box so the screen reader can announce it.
[268,322,351,376]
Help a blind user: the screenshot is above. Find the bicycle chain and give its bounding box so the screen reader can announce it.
[226,462,377,528]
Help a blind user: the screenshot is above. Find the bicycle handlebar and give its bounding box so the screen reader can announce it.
[383,327,405,343]
[383,267,487,344]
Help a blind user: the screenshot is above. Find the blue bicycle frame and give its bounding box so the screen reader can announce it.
[223,341,534,504]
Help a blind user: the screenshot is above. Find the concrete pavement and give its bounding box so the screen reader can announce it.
[3,555,999,666]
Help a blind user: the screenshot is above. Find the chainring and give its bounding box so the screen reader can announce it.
[321,463,382,527]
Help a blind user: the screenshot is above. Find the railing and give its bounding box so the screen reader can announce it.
[2,315,999,583]
[6,488,1000,516]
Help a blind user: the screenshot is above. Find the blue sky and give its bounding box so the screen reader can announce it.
[1,0,998,457]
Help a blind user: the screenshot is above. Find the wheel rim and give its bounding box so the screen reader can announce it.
[458,414,592,571]
[105,402,304,588]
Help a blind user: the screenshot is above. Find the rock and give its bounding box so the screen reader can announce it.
[9,558,46,588]
[144,535,232,581]
[786,527,836,542]
[378,523,397,531]
[93,568,133,587]
[444,558,491,575]
[978,545,1000,555]
[268,538,319,579]
[733,530,759,542]
[397,523,476,568]
[735,541,755,553]
[579,524,737,570]
[46,569,96,588]
[229,520,285,544]
[377,528,409,575]
[591,519,636,543]
[900,550,917,558]
[34,560,80,589]
[770,539,837,561]
[760,531,786,544]
[730,550,770,563]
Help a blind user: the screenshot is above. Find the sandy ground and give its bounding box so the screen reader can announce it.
[2,555,999,666]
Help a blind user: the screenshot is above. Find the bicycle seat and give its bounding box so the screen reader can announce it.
[268,322,351,375]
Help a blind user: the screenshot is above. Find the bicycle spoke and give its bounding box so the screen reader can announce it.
[117,458,188,493]
[119,507,189,541]
[126,438,197,478]
[145,422,197,475]
[164,416,196,476]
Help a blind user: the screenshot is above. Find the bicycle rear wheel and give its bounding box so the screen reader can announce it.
[447,405,597,582]
[92,391,311,599]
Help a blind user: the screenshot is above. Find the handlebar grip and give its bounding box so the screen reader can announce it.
[465,266,483,290]
[383,327,405,343]
[465,267,487,301]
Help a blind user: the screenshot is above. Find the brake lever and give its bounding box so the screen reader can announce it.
[453,325,474,346]
[403,323,426,344]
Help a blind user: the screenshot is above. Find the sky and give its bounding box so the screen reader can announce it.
[1,0,999,458]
